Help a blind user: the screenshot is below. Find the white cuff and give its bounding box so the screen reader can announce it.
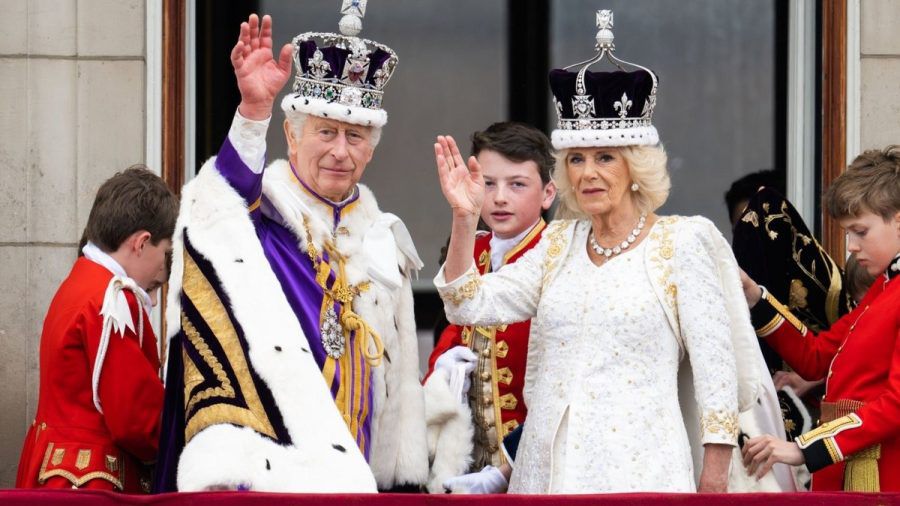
[227,110,271,174]
[434,262,482,308]
[433,261,478,290]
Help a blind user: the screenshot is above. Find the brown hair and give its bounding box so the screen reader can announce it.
[824,145,900,220]
[471,122,555,185]
[85,165,179,252]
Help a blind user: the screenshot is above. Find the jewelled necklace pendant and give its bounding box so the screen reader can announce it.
[321,305,345,359]
[590,212,647,260]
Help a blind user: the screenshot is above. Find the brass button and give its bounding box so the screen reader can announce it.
[482,347,491,357]
[480,371,491,381]
[483,395,493,406]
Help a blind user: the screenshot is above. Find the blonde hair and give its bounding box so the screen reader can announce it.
[553,144,671,219]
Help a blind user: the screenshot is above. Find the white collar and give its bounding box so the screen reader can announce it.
[488,220,542,272]
[82,242,152,308]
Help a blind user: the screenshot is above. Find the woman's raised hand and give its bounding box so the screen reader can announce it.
[231,14,293,120]
[435,135,484,219]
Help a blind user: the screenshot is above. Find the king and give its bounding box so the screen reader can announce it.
[154,7,431,493]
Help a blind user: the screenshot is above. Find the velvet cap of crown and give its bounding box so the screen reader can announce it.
[281,0,397,128]
[549,10,659,150]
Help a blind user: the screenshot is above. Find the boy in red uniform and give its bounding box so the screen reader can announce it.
[423,122,556,492]
[16,166,178,493]
[741,145,900,491]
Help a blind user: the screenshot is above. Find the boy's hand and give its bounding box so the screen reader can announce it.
[231,14,293,120]
[435,135,485,220]
[742,435,804,479]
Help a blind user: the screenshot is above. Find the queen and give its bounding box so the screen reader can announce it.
[433,10,760,494]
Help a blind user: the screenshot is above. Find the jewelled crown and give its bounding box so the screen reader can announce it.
[281,0,398,128]
[549,10,659,150]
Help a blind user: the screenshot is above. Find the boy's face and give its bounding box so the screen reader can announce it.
[133,238,172,295]
[839,210,900,276]
[479,150,555,240]
[146,265,169,307]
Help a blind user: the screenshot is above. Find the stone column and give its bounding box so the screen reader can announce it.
[860,0,900,150]
[0,0,147,487]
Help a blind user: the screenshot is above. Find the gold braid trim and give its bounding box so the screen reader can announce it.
[181,248,278,443]
[762,290,808,334]
[756,314,785,337]
[37,443,124,490]
[796,413,862,448]
[823,438,842,464]
[39,469,124,490]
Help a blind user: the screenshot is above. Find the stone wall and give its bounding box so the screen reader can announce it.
[859,0,900,151]
[0,0,146,487]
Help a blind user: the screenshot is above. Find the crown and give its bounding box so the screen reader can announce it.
[549,10,659,150]
[281,0,398,128]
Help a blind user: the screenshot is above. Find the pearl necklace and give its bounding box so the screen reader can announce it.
[589,213,647,259]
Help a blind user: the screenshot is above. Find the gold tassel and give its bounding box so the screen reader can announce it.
[844,444,881,492]
[341,309,384,367]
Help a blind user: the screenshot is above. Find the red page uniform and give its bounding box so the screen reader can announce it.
[751,254,900,491]
[427,220,545,469]
[16,257,164,492]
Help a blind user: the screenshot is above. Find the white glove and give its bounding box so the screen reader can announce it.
[434,346,477,402]
[443,465,509,494]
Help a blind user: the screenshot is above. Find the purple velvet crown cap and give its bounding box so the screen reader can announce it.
[549,69,656,122]
[296,41,393,89]
[549,67,660,150]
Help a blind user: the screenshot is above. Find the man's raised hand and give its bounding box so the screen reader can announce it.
[231,14,293,120]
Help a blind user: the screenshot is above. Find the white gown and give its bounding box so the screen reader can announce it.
[435,218,740,494]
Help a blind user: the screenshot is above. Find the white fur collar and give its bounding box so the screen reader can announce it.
[260,159,380,258]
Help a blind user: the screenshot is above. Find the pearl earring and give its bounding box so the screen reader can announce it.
[631,183,639,192]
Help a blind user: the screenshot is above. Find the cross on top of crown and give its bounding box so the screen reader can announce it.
[341,0,367,19]
[595,10,615,50]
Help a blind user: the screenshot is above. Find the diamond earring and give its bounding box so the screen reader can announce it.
[631,183,639,192]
